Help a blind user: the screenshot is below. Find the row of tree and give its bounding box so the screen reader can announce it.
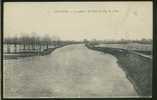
[4,36,62,53]
[3,35,83,53]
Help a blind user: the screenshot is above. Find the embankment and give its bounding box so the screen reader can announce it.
[86,44,152,96]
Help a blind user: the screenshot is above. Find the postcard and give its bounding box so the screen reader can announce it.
[3,1,152,98]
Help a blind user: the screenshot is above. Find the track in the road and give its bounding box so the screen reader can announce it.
[4,44,138,98]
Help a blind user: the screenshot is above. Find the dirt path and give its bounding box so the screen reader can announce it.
[4,44,137,98]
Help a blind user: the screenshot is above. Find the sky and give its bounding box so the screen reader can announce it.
[4,2,152,41]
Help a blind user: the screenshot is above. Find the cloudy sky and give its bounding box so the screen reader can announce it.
[4,2,152,41]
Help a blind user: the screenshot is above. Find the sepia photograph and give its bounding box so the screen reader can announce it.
[3,1,152,98]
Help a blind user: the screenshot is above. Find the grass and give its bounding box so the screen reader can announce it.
[86,44,152,96]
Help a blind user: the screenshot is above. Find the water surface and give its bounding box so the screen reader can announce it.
[4,44,137,98]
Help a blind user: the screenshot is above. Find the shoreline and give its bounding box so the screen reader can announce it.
[3,47,59,60]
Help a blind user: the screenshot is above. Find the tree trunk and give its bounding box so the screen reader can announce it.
[14,43,17,53]
[46,42,48,49]
[39,43,41,52]
[7,44,10,53]
[23,44,26,50]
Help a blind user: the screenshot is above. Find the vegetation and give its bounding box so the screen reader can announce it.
[3,35,63,59]
[4,36,82,48]
[4,36,57,46]
[3,35,83,59]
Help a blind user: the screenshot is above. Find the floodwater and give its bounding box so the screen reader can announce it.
[3,44,55,53]
[96,43,152,51]
[4,44,137,98]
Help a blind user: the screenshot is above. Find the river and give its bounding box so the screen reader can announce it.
[4,44,137,98]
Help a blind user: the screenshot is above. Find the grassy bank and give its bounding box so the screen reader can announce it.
[86,44,152,96]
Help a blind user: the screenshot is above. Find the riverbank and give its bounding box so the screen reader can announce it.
[86,44,152,97]
[3,47,58,60]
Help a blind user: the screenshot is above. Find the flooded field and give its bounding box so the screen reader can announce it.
[4,44,137,98]
[96,43,152,51]
[3,44,55,53]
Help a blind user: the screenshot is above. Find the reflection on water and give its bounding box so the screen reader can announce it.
[3,44,55,53]
[4,44,137,98]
